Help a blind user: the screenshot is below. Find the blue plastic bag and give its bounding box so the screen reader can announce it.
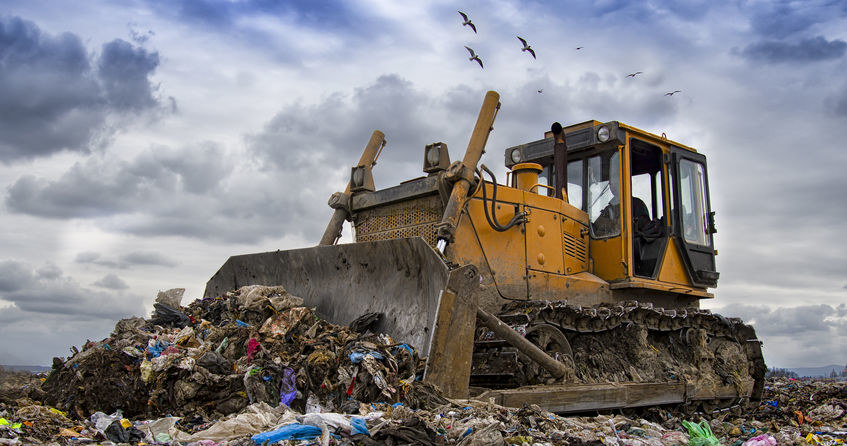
[350,417,369,436]
[252,424,322,444]
[349,350,383,364]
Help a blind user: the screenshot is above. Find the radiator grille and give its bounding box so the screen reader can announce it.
[354,195,443,248]
[563,232,587,261]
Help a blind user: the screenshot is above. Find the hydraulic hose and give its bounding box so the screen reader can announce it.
[478,164,526,232]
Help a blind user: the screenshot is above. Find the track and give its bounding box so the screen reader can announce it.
[471,300,766,408]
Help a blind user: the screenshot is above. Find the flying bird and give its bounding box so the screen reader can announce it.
[575,46,584,50]
[537,89,543,94]
[517,36,536,59]
[458,11,476,33]
[626,71,643,78]
[465,46,483,68]
[665,90,682,96]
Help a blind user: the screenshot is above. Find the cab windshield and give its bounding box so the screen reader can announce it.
[588,150,620,238]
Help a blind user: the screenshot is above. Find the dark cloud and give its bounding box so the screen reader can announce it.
[248,75,439,172]
[92,274,129,290]
[119,252,177,267]
[5,142,231,218]
[3,74,683,244]
[713,302,847,366]
[149,0,358,30]
[75,251,177,269]
[0,260,32,292]
[747,2,820,39]
[716,303,846,337]
[0,16,160,163]
[0,260,145,319]
[737,36,847,63]
[98,39,159,110]
[74,252,117,268]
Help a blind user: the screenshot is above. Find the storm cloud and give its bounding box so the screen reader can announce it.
[0,16,160,162]
[6,76,470,244]
[738,36,847,63]
[714,303,847,366]
[75,251,178,269]
[0,260,146,319]
[92,274,129,290]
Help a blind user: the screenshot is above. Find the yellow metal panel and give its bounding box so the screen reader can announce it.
[527,271,610,303]
[608,278,713,299]
[561,217,588,274]
[657,237,694,287]
[450,184,528,300]
[590,236,626,282]
[617,121,697,153]
[525,206,564,274]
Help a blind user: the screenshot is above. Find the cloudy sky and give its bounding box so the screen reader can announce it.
[0,0,845,369]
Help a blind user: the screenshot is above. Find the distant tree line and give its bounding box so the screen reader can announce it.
[766,368,799,379]
[766,364,847,379]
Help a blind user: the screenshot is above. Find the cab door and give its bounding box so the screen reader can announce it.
[669,147,719,287]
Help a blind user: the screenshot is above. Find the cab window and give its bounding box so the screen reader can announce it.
[679,159,709,246]
[588,150,621,238]
[567,160,583,209]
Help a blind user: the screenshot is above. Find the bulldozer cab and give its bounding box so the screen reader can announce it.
[505,120,718,305]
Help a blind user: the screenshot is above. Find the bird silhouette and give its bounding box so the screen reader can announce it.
[665,90,682,96]
[517,36,536,59]
[575,46,583,50]
[626,71,643,78]
[458,11,476,33]
[537,89,543,94]
[465,46,483,68]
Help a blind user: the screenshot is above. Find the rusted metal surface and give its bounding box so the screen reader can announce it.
[423,265,480,398]
[204,238,448,355]
[354,194,443,247]
[437,91,500,244]
[475,381,689,413]
[476,307,571,380]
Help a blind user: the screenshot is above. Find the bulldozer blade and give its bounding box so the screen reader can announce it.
[424,264,479,399]
[204,237,450,356]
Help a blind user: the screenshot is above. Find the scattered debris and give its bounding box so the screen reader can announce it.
[1,287,844,445]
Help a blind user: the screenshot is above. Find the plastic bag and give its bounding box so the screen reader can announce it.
[280,368,298,407]
[742,434,777,446]
[251,423,323,444]
[681,420,720,446]
[151,302,191,328]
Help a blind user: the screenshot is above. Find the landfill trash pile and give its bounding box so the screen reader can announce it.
[2,378,843,445]
[0,286,844,445]
[0,368,43,403]
[39,286,437,420]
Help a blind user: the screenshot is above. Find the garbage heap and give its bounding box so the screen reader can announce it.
[39,286,438,421]
[698,378,847,445]
[1,285,845,445]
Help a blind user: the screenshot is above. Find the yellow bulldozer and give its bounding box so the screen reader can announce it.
[206,91,766,413]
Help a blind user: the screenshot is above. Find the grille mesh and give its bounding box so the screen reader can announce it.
[354,195,443,248]
[563,232,587,260]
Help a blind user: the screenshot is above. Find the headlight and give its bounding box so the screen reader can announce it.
[597,126,610,143]
[510,148,522,164]
[426,146,440,166]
